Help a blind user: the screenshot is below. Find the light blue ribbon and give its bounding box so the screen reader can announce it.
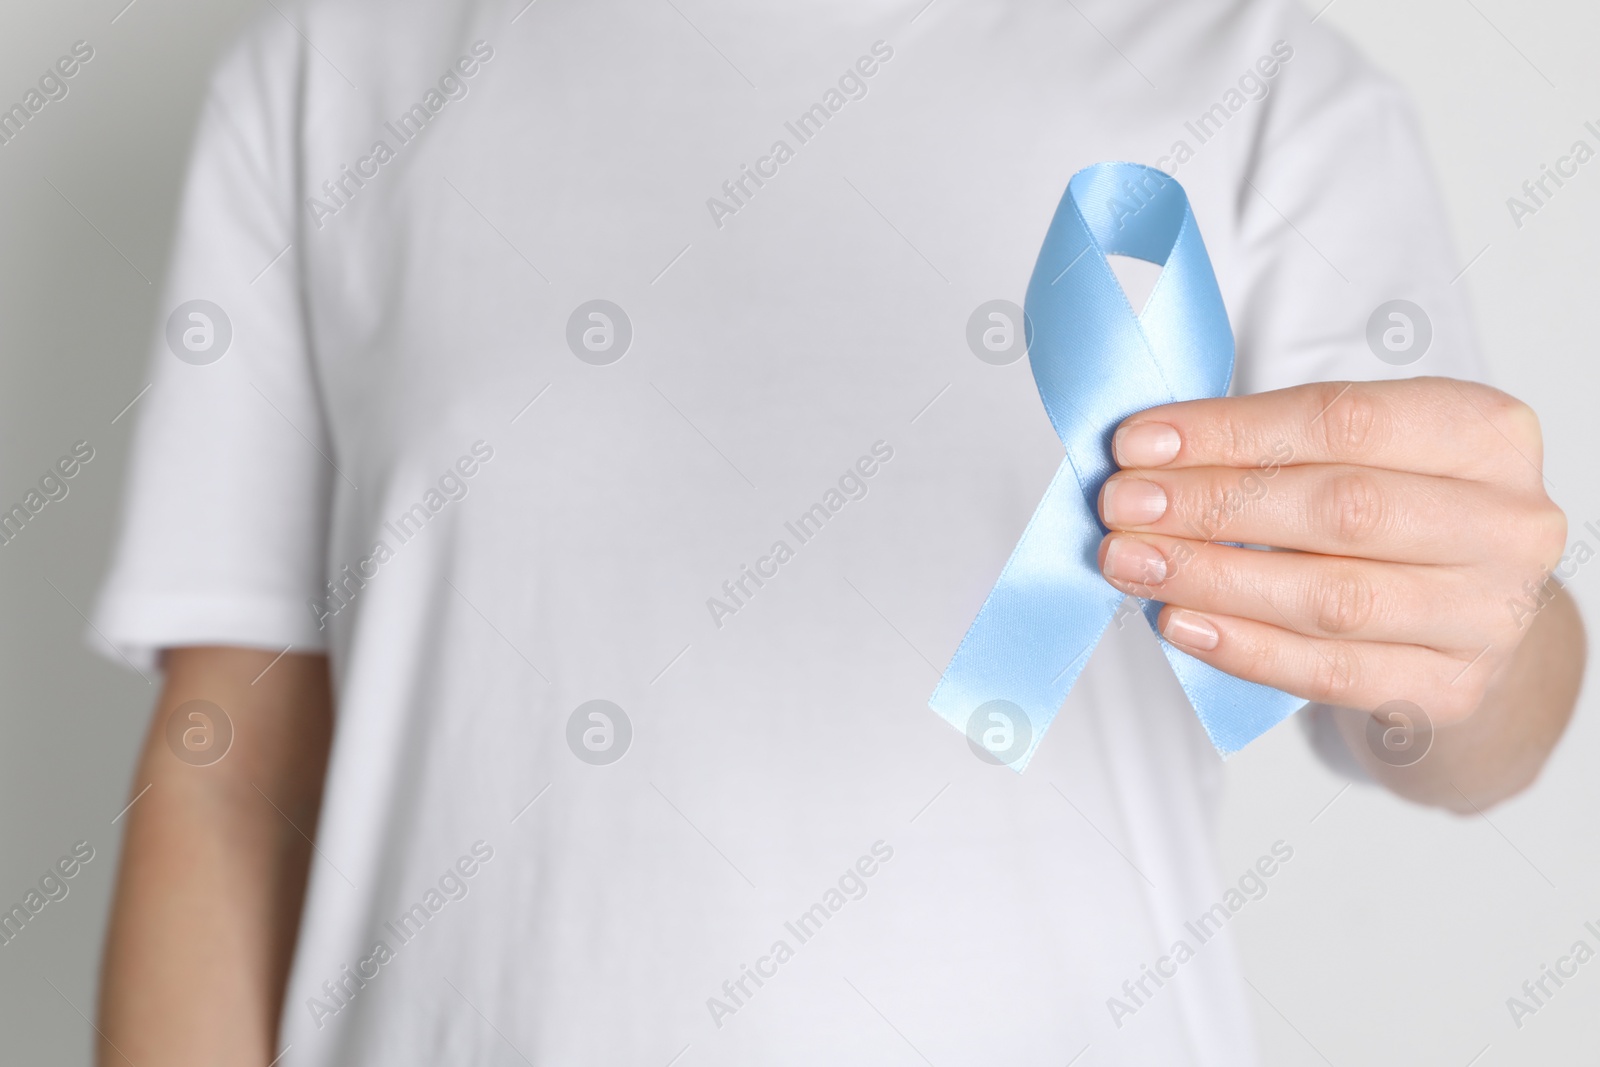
[930,162,1303,771]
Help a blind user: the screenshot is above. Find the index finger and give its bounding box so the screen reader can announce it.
[1111,378,1543,482]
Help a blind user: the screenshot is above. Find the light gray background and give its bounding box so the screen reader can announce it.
[0,1,1593,1063]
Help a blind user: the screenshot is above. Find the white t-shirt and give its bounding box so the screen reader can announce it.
[94,0,1481,1063]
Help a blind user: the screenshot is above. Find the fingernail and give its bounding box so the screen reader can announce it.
[1114,422,1181,467]
[1103,537,1167,585]
[1163,610,1219,652]
[1101,477,1168,527]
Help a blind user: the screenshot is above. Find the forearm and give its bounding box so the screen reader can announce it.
[98,648,332,1067]
[1333,586,1585,812]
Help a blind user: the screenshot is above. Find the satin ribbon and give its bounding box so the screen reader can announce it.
[929,162,1303,771]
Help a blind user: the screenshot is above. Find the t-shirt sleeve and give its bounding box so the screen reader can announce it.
[91,17,331,674]
[1226,19,1486,395]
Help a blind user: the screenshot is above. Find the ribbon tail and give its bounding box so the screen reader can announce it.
[929,459,1118,772]
[1137,598,1307,754]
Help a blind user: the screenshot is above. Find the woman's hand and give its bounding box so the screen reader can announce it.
[1096,377,1568,731]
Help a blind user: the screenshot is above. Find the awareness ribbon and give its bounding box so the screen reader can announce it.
[929,161,1303,771]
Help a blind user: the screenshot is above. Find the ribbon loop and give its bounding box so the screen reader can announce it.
[930,162,1303,770]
